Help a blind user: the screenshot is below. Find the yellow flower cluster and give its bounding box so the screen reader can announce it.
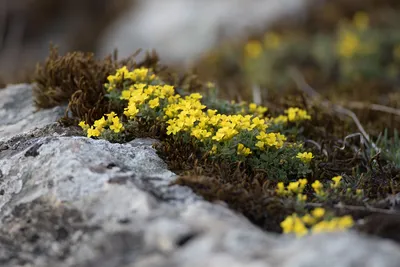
[80,66,314,170]
[248,102,268,116]
[79,111,124,138]
[285,107,311,122]
[255,131,286,150]
[276,176,347,201]
[271,107,311,125]
[122,83,175,119]
[281,207,354,237]
[244,32,282,59]
[162,92,285,156]
[106,66,156,92]
[276,178,308,202]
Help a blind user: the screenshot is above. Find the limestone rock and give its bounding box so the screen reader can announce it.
[1,83,400,267]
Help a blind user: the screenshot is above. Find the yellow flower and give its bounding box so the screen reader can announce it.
[273,115,288,124]
[287,182,300,194]
[251,117,267,131]
[302,214,316,226]
[93,116,107,131]
[280,214,295,234]
[311,180,324,197]
[189,93,203,100]
[331,175,343,189]
[337,30,360,58]
[191,127,212,141]
[210,144,218,155]
[337,215,354,229]
[311,208,325,219]
[105,111,117,122]
[255,141,265,150]
[237,143,252,156]
[149,97,160,109]
[87,127,101,138]
[78,121,89,131]
[120,90,132,100]
[124,104,139,119]
[285,107,311,122]
[276,182,286,196]
[244,40,263,59]
[249,103,258,113]
[212,127,238,142]
[109,117,124,133]
[293,217,308,237]
[298,178,308,191]
[296,152,314,163]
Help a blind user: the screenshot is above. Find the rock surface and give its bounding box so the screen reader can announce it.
[1,83,400,267]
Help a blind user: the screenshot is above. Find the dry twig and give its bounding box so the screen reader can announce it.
[288,67,380,154]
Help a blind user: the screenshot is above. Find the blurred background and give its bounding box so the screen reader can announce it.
[1,0,400,116]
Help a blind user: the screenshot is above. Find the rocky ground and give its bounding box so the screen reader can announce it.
[1,85,400,266]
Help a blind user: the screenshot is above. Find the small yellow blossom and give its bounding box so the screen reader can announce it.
[109,117,124,133]
[311,180,324,197]
[120,90,132,100]
[212,127,238,142]
[293,216,308,237]
[93,116,107,131]
[298,178,308,191]
[285,107,311,122]
[296,152,314,163]
[302,214,316,226]
[210,144,218,155]
[237,143,252,156]
[337,215,354,229]
[276,182,286,196]
[149,97,160,109]
[280,215,294,234]
[331,175,343,189]
[273,115,288,124]
[87,127,101,138]
[311,207,325,219]
[287,181,300,194]
[78,121,90,131]
[124,104,139,119]
[244,40,263,59]
[105,112,117,122]
[337,30,360,58]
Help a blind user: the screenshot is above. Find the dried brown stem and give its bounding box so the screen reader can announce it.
[288,67,380,153]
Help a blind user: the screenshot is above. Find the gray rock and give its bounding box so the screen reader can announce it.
[1,83,400,267]
[0,84,66,142]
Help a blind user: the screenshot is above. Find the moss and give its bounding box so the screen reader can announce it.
[33,45,206,127]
